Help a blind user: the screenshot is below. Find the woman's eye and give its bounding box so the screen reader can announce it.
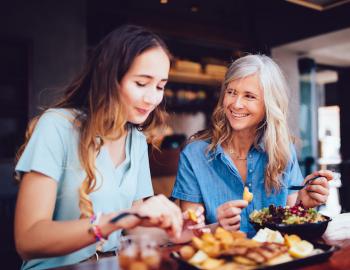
[136,82,147,87]
[246,95,256,99]
[157,86,165,91]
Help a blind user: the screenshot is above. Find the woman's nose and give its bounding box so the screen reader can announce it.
[233,96,244,108]
[143,87,160,105]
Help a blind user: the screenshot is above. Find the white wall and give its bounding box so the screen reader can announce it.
[271,47,301,141]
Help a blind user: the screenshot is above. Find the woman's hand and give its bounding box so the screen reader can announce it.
[170,206,208,243]
[297,170,333,208]
[131,194,183,238]
[106,195,183,238]
[183,206,207,234]
[216,200,248,231]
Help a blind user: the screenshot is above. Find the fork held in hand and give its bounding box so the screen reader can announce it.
[288,175,320,190]
[109,212,148,224]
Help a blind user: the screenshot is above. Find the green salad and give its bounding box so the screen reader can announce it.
[250,203,326,225]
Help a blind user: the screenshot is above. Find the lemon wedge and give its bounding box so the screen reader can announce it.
[284,234,301,247]
[288,240,314,258]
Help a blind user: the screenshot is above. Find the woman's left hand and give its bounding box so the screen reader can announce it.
[297,170,333,208]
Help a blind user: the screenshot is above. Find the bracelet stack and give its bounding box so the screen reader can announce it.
[89,212,107,250]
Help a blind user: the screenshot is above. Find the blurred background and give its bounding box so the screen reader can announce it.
[1,0,350,267]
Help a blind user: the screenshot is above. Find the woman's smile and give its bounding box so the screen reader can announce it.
[135,107,151,115]
[230,110,250,119]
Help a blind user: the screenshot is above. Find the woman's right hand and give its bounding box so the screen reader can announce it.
[130,194,183,238]
[216,200,248,231]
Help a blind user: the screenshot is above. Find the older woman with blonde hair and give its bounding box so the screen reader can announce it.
[171,54,333,237]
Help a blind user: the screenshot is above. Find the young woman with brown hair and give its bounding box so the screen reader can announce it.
[14,25,195,269]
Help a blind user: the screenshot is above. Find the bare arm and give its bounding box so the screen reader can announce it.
[15,171,183,260]
[15,172,123,260]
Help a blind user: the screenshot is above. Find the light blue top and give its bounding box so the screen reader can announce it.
[15,109,153,270]
[171,140,303,238]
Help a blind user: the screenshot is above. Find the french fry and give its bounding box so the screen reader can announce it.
[234,256,257,266]
[201,258,225,269]
[192,237,204,250]
[201,241,221,258]
[231,230,247,239]
[243,187,253,203]
[201,233,217,244]
[179,245,196,260]
[188,209,198,222]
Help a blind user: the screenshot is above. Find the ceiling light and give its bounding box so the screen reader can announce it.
[286,0,350,11]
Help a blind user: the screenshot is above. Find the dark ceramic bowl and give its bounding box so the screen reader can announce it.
[250,215,331,240]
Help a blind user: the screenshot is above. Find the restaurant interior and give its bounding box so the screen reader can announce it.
[1,0,350,268]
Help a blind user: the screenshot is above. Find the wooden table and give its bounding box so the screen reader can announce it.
[52,242,350,270]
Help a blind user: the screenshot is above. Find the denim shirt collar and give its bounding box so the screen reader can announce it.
[256,140,265,152]
[211,139,265,159]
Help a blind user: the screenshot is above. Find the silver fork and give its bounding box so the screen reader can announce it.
[109,212,148,223]
[288,175,319,190]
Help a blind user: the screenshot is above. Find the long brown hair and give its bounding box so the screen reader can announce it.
[193,54,292,194]
[16,25,170,218]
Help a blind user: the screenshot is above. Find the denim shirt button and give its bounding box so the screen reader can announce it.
[249,169,253,173]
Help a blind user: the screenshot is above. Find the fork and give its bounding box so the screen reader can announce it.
[288,175,320,190]
[110,196,177,224]
[109,212,149,224]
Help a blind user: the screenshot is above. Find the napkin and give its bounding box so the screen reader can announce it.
[322,213,350,247]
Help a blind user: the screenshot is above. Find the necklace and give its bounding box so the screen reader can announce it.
[229,148,247,160]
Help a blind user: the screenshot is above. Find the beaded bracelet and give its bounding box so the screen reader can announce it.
[89,213,107,242]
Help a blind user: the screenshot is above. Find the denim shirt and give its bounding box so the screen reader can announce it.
[171,140,303,237]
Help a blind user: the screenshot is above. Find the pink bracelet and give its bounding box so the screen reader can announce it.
[89,213,107,242]
[91,225,104,241]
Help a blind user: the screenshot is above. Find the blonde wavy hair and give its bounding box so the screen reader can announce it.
[194,54,292,193]
[15,25,170,218]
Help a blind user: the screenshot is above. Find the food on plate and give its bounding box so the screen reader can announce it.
[266,253,293,266]
[177,227,318,269]
[252,227,284,244]
[288,239,314,258]
[200,257,225,269]
[188,250,209,264]
[179,245,196,260]
[249,203,326,225]
[243,187,253,203]
[188,209,198,222]
[284,234,302,248]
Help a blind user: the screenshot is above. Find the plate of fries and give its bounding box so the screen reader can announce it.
[171,227,337,270]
